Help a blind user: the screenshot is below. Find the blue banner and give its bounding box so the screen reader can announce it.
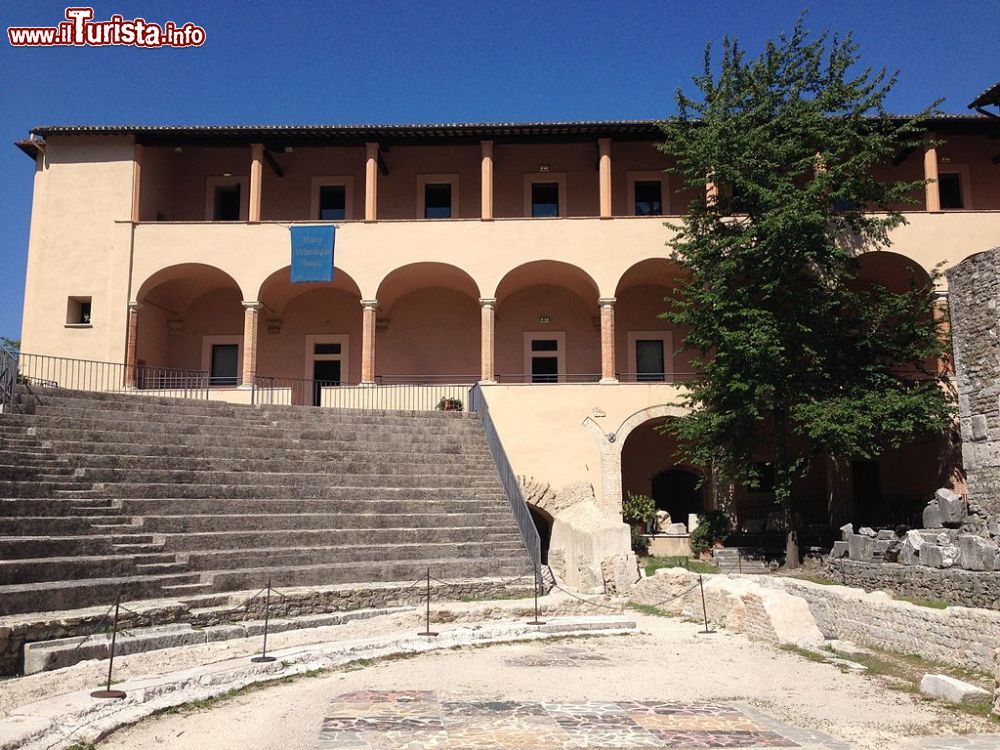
[290,225,335,283]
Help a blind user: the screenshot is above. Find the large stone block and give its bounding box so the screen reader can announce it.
[921,543,958,569]
[919,673,991,706]
[958,535,998,572]
[839,523,853,542]
[848,534,874,562]
[936,488,967,528]
[922,500,943,529]
[829,541,849,559]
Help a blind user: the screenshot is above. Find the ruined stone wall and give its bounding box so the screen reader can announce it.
[769,576,1000,672]
[827,558,1000,610]
[948,247,1000,518]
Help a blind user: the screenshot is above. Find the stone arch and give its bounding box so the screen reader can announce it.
[583,404,690,513]
[135,263,246,309]
[256,265,362,316]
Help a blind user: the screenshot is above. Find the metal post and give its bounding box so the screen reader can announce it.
[418,567,438,636]
[526,567,546,625]
[697,574,714,635]
[251,577,277,663]
[738,548,743,574]
[91,587,127,699]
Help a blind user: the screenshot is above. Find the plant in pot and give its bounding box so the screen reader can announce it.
[623,491,657,555]
[436,397,463,411]
[690,509,733,559]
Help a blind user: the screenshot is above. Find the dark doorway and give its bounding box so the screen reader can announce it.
[209,344,239,386]
[528,506,552,565]
[651,468,704,524]
[312,360,342,407]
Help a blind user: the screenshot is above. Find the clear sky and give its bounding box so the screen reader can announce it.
[1,0,997,344]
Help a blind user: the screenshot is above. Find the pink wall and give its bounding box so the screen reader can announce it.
[261,146,366,222]
[377,144,482,220]
[495,284,601,378]
[376,288,480,378]
[166,288,244,371]
[614,284,698,379]
[493,142,598,218]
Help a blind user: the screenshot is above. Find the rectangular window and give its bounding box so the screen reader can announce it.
[213,184,241,221]
[318,185,346,220]
[634,181,663,216]
[938,173,964,210]
[66,296,92,325]
[531,182,560,217]
[424,183,452,219]
[635,339,665,381]
[531,339,559,352]
[314,343,342,355]
[209,344,239,386]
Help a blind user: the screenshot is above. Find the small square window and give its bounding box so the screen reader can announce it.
[938,173,963,210]
[318,186,346,220]
[634,181,662,216]
[213,184,241,221]
[66,296,92,325]
[424,184,452,219]
[531,183,559,217]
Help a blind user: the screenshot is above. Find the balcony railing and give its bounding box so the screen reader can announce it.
[252,374,473,411]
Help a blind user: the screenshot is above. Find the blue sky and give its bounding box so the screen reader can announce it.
[1,0,997,343]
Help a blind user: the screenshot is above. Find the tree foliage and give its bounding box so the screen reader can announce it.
[659,20,954,562]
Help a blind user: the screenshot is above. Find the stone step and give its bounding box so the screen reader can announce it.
[0,533,160,558]
[0,426,487,453]
[52,464,501,483]
[0,553,181,585]
[0,496,508,516]
[29,403,483,430]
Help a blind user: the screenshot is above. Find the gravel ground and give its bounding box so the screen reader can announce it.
[90,610,996,750]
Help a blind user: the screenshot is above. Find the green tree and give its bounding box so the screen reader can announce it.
[660,21,954,567]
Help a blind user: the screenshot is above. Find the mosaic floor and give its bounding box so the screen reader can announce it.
[316,691,845,749]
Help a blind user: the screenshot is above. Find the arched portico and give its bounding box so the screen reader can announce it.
[130,263,246,386]
[374,263,481,382]
[493,261,602,382]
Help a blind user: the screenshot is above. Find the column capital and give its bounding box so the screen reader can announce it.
[361,299,379,310]
[242,300,262,311]
[127,301,142,312]
[598,297,617,307]
[478,297,497,308]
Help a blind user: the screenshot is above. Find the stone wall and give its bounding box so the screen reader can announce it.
[766,576,1000,673]
[827,558,1000,610]
[948,247,1000,518]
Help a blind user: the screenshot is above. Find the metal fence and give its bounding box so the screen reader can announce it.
[252,374,474,411]
[15,353,210,401]
[468,383,542,573]
[0,346,17,413]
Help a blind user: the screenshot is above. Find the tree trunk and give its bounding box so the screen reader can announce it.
[774,409,799,569]
[784,503,800,569]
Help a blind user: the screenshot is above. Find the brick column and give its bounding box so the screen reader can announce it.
[365,143,379,222]
[479,297,496,382]
[705,174,719,206]
[599,297,617,383]
[598,138,612,218]
[924,140,940,212]
[480,140,494,220]
[241,301,261,387]
[249,143,264,223]
[125,302,140,388]
[361,299,378,384]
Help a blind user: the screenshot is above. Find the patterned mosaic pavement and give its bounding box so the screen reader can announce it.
[316,691,850,749]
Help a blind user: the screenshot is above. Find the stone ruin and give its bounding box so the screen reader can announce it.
[829,246,1000,574]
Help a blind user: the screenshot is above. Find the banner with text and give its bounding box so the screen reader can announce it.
[290,225,335,283]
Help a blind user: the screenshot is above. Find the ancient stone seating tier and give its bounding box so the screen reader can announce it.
[0,388,532,616]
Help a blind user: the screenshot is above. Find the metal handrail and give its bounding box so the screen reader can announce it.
[0,346,18,413]
[252,374,471,411]
[15,352,210,400]
[468,384,542,573]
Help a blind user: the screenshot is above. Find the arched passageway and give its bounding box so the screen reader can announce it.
[494,261,600,382]
[652,468,704,522]
[135,263,245,383]
[528,505,553,565]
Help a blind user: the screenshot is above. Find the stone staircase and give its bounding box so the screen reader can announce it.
[0,388,532,616]
[711,547,772,574]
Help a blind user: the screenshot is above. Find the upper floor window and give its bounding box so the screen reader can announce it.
[205,176,248,221]
[939,173,964,210]
[318,185,346,220]
[214,184,241,221]
[634,181,663,216]
[311,176,354,222]
[424,183,452,219]
[416,174,459,220]
[531,182,560,217]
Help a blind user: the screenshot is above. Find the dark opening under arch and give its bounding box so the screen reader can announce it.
[652,468,704,523]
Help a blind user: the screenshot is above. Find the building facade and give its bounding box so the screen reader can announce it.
[13,113,1000,578]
